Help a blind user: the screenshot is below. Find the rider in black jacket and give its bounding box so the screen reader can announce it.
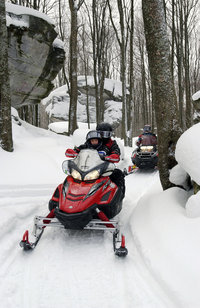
[65,125,125,196]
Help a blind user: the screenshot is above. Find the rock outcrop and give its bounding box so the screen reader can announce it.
[40,77,123,131]
[6,3,65,108]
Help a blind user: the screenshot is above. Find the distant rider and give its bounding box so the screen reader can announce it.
[136,124,157,147]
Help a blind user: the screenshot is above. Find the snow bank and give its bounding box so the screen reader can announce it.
[0,110,72,185]
[132,187,200,307]
[186,192,200,218]
[175,123,200,185]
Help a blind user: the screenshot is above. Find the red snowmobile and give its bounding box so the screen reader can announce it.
[20,149,128,257]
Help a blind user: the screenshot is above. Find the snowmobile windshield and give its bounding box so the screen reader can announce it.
[73,149,105,172]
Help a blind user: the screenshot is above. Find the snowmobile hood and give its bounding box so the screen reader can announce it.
[58,176,118,214]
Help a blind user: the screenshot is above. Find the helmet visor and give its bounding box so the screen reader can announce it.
[87,131,102,140]
[143,126,151,133]
[100,131,113,138]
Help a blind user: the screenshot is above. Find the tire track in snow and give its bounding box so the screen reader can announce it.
[0,176,176,308]
[0,185,52,279]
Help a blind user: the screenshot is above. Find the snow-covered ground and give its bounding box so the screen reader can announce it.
[0,113,200,308]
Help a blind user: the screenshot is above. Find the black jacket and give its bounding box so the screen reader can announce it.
[74,138,120,156]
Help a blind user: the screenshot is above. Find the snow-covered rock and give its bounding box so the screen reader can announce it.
[40,76,124,130]
[175,123,200,186]
[169,164,191,190]
[6,3,65,108]
[170,122,200,217]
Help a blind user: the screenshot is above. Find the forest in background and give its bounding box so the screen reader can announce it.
[1,0,200,189]
[9,0,200,135]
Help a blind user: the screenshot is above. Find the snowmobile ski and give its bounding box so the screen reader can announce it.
[113,231,128,257]
[19,209,55,250]
[19,229,44,250]
[20,209,128,256]
[123,165,138,176]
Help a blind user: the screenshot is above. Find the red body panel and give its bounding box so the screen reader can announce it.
[58,175,118,214]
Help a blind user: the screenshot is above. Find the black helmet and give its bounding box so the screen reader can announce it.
[96,122,113,138]
[143,124,152,133]
[86,130,102,149]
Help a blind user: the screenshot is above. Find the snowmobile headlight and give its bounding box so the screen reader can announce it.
[71,169,82,180]
[84,170,100,181]
[140,146,154,152]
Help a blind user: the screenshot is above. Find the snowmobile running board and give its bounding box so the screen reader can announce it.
[20,215,128,257]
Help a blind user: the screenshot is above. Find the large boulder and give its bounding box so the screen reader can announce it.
[40,76,124,130]
[6,3,65,108]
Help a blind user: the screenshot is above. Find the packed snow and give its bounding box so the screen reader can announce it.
[0,110,200,308]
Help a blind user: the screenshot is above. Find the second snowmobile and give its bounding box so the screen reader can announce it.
[131,145,158,169]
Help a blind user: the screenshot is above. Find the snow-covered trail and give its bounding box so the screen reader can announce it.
[0,172,175,308]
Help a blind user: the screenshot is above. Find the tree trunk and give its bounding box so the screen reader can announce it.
[90,0,108,125]
[117,0,128,144]
[184,4,192,128]
[68,0,78,135]
[142,0,182,190]
[0,0,13,152]
[127,0,134,147]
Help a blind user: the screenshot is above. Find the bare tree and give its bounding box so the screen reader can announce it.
[107,0,130,144]
[57,0,70,90]
[127,0,135,146]
[79,23,91,128]
[68,0,84,135]
[0,0,13,152]
[83,0,109,124]
[142,0,182,190]
[167,0,199,129]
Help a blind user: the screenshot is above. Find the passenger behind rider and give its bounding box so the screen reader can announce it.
[65,123,125,196]
[136,124,157,147]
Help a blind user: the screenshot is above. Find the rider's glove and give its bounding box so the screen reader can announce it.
[104,153,120,163]
[98,150,106,160]
[65,148,78,158]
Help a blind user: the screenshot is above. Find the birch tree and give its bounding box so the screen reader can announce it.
[0,0,13,152]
